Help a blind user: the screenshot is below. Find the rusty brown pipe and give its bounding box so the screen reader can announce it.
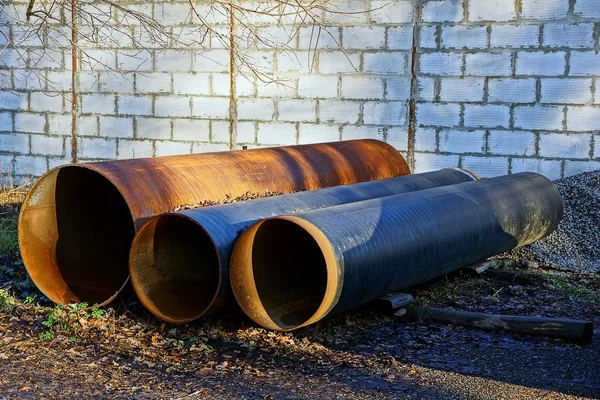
[18,140,410,306]
[129,168,478,323]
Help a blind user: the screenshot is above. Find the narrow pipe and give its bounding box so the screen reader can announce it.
[19,140,409,306]
[129,168,477,323]
[230,172,564,331]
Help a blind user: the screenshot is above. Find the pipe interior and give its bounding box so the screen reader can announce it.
[251,219,327,330]
[55,167,134,303]
[131,215,220,322]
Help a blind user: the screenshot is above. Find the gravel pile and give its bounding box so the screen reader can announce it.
[506,170,600,273]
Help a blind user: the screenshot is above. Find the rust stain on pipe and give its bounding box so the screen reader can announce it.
[18,140,410,306]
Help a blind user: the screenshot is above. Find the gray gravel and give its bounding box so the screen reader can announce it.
[507,170,600,273]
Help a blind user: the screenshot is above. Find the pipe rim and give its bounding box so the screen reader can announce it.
[129,213,222,324]
[18,164,136,306]
[230,215,341,331]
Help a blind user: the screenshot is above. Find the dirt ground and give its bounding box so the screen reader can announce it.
[1,179,600,399]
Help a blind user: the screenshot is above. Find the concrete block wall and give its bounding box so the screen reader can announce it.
[1,0,600,183]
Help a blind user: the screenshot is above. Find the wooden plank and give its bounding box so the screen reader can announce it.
[376,293,414,311]
[402,306,593,343]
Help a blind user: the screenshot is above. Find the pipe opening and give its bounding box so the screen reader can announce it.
[20,166,134,304]
[251,219,328,330]
[130,215,220,323]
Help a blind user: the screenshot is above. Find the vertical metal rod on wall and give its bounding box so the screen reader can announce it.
[228,1,238,151]
[70,0,78,163]
[407,0,421,172]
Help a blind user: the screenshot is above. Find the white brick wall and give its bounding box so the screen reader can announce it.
[3,0,600,183]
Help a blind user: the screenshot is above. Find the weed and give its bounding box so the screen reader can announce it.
[549,277,600,304]
[0,289,17,312]
[39,331,54,341]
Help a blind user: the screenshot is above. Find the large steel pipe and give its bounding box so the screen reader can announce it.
[129,168,478,323]
[230,172,563,331]
[19,140,410,306]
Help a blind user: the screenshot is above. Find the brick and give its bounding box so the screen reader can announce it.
[388,26,413,50]
[488,79,537,103]
[257,123,296,145]
[30,92,63,113]
[464,105,510,128]
[540,79,593,104]
[511,158,563,180]
[155,50,192,72]
[387,127,409,151]
[77,116,98,136]
[257,79,296,98]
[14,155,47,176]
[78,72,100,93]
[46,114,72,135]
[574,0,600,18]
[136,117,171,140]
[488,131,536,156]
[516,52,566,76]
[192,97,230,119]
[465,53,512,76]
[155,97,191,117]
[237,99,275,121]
[298,27,340,50]
[422,0,463,23]
[15,113,45,133]
[420,26,438,49]
[566,107,600,131]
[419,78,436,101]
[342,26,385,50]
[363,53,407,74]
[79,49,114,71]
[564,160,600,177]
[539,133,591,158]
[417,103,461,127]
[0,133,29,154]
[117,139,154,159]
[469,0,516,22]
[439,78,484,102]
[155,141,192,156]
[324,0,369,24]
[99,116,134,138]
[320,100,361,124]
[342,125,385,142]
[420,53,463,76]
[442,26,487,49]
[155,3,192,25]
[319,52,361,74]
[118,96,153,116]
[0,112,12,131]
[211,121,230,143]
[342,76,384,99]
[0,155,12,175]
[235,122,255,144]
[543,24,594,48]
[81,94,116,114]
[298,76,339,99]
[462,156,509,177]
[278,51,311,73]
[136,73,171,93]
[521,0,569,20]
[414,153,460,173]
[117,50,153,72]
[595,134,600,158]
[79,137,116,159]
[235,75,256,97]
[415,128,437,152]
[490,25,540,48]
[514,106,564,130]
[173,73,210,95]
[298,125,339,144]
[192,50,230,73]
[439,130,486,153]
[386,78,411,101]
[192,143,230,153]
[370,0,413,23]
[278,100,317,122]
[99,73,134,93]
[0,91,27,111]
[569,52,600,76]
[31,135,64,156]
[364,101,406,126]
[172,119,210,142]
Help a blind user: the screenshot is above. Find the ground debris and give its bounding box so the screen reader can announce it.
[172,190,283,212]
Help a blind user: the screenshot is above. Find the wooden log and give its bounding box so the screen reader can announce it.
[464,258,524,274]
[376,293,414,311]
[403,306,593,342]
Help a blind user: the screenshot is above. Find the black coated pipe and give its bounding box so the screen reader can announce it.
[129,168,478,323]
[230,172,563,331]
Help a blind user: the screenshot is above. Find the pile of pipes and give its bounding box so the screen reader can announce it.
[19,140,563,331]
